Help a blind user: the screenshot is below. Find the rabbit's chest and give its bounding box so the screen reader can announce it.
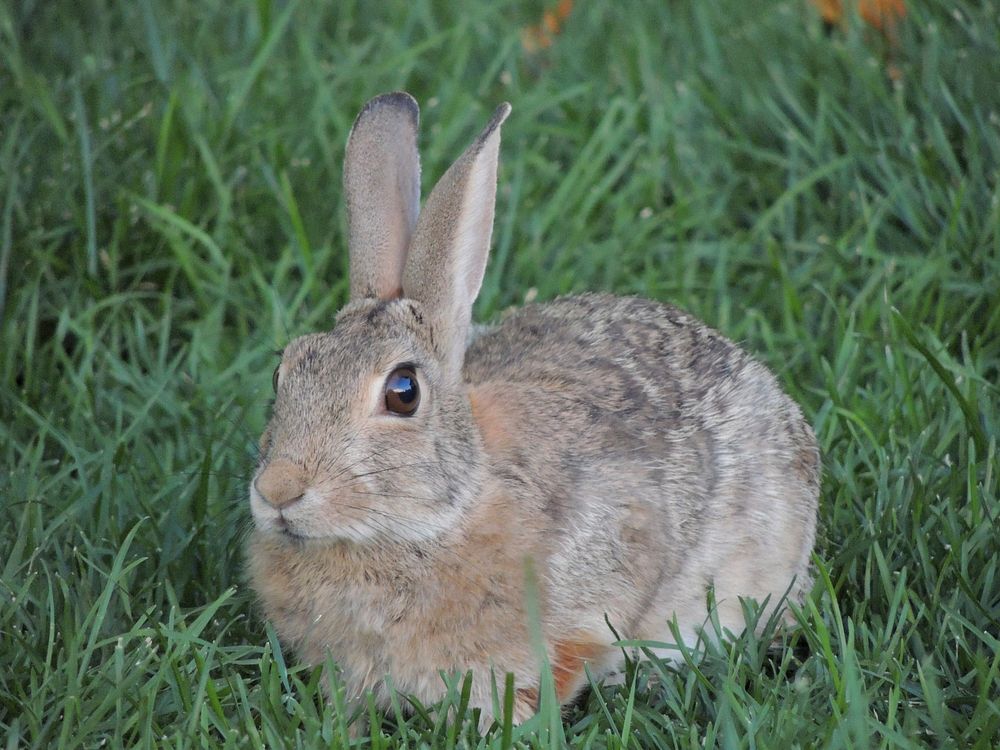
[311,574,494,691]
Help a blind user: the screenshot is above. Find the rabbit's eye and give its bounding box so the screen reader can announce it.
[384,367,420,416]
[272,365,281,393]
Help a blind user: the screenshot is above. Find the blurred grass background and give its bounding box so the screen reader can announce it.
[1,0,997,746]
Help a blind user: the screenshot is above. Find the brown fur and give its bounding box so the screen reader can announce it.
[468,384,518,453]
[551,639,609,702]
[516,687,539,711]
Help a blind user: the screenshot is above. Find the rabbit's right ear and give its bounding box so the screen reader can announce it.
[343,92,421,301]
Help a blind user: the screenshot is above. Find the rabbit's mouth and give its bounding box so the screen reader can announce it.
[281,530,306,544]
[274,513,306,541]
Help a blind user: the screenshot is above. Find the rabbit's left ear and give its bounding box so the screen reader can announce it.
[403,103,511,372]
[344,92,422,301]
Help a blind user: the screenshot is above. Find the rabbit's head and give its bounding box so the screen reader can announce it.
[249,93,510,544]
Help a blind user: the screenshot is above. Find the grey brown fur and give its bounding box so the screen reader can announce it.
[247,92,820,729]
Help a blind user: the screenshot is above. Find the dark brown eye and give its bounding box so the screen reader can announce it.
[384,367,419,416]
[272,364,281,393]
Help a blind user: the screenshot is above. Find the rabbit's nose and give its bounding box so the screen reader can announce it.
[255,460,307,509]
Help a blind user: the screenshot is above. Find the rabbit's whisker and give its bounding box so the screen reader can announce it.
[343,460,444,481]
[332,510,485,570]
[334,500,451,531]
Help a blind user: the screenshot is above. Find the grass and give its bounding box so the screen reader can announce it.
[1,0,997,746]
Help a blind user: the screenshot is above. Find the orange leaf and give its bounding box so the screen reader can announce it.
[858,0,906,32]
[542,9,559,34]
[521,0,574,54]
[556,0,574,21]
[811,0,843,24]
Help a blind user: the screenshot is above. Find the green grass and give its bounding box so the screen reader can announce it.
[1,0,998,746]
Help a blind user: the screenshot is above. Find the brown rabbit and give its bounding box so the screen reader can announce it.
[247,92,820,728]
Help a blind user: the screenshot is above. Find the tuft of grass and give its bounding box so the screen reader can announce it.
[1,0,997,746]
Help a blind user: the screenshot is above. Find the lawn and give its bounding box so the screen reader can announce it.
[1,0,997,747]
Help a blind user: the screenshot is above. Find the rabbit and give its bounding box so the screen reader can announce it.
[247,91,820,729]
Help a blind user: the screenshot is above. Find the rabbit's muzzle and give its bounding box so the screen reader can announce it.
[254,459,308,510]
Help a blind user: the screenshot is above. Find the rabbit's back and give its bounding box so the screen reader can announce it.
[464,293,819,645]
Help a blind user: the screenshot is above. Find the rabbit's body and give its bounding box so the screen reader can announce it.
[248,93,819,727]
[465,293,818,650]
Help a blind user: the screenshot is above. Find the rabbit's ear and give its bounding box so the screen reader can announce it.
[344,92,421,301]
[403,103,511,371]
